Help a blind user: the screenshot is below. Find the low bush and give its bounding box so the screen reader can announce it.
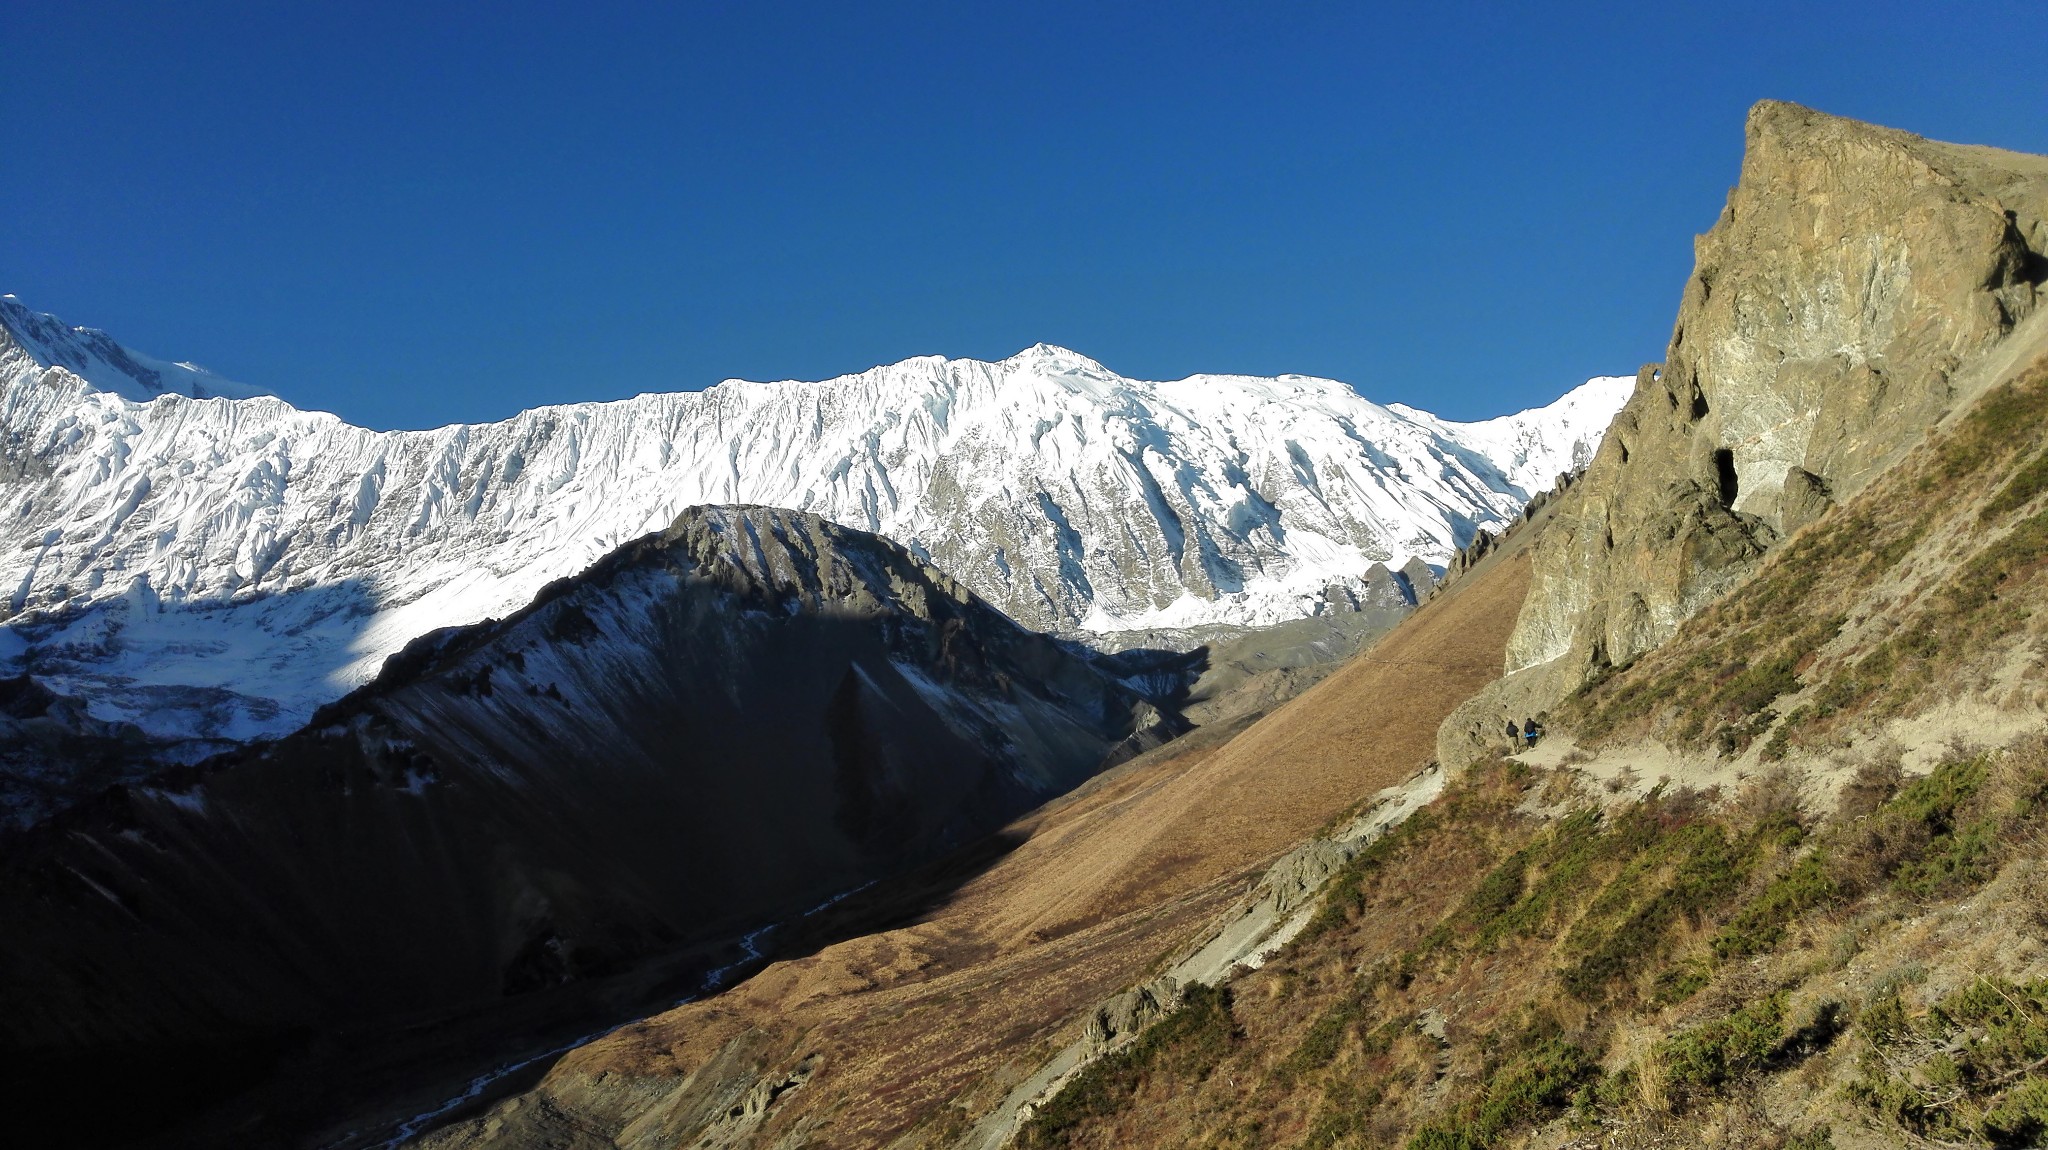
[1407,1035,1597,1150]
[1658,992,1788,1098]
[1712,850,1839,960]
[1848,975,2048,1147]
[1017,983,1240,1147]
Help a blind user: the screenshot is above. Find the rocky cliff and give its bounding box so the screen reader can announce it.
[1444,101,2048,763]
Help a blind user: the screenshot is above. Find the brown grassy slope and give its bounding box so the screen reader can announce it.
[420,523,1538,1150]
[1017,742,2048,1150]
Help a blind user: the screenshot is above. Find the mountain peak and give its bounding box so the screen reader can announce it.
[0,294,267,403]
[1003,342,1113,373]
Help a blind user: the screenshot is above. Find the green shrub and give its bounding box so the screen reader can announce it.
[1891,816,1999,900]
[1659,992,1787,1096]
[1298,1078,1386,1150]
[1932,375,2048,485]
[1280,983,1369,1080]
[1017,983,1240,1147]
[1848,977,2048,1145]
[1981,1078,2048,1147]
[1981,448,2048,521]
[1468,808,1628,948]
[1297,807,1440,943]
[1407,1037,1596,1150]
[1782,1126,1835,1150]
[1711,850,1839,960]
[1561,822,1747,1001]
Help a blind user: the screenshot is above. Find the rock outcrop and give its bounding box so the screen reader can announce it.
[1450,101,2048,761]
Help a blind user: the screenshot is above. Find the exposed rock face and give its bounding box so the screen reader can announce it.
[0,506,1167,1146]
[1397,556,1438,601]
[1498,101,2048,708]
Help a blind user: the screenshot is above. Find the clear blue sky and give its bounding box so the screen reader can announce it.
[6,2,2044,430]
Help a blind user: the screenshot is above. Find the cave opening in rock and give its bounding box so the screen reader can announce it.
[1713,448,1738,507]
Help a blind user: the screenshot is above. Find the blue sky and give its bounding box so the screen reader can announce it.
[6,2,2044,430]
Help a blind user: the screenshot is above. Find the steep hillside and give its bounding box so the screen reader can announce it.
[0,506,1167,1148]
[0,295,1624,748]
[375,101,2048,1150]
[966,334,2048,1150]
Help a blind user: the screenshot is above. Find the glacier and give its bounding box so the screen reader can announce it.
[0,295,1631,742]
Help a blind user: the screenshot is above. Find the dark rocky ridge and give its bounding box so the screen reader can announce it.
[0,673,205,835]
[0,505,1176,1147]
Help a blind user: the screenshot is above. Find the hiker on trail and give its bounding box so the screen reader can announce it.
[1523,717,1541,749]
[1505,718,1521,747]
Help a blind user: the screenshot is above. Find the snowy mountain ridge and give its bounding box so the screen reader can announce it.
[0,295,267,403]
[0,298,1630,742]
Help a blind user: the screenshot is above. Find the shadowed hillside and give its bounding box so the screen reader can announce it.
[0,506,1171,1148]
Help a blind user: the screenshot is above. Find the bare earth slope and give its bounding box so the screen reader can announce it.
[408,481,1540,1150]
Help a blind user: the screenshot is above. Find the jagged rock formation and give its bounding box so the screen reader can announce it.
[1458,101,2048,752]
[1426,469,1581,599]
[0,506,1170,1148]
[0,293,1627,748]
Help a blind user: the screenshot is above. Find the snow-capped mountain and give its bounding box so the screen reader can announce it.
[0,296,1629,741]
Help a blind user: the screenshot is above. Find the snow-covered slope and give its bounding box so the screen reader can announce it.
[0,298,1629,740]
[1393,375,1635,496]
